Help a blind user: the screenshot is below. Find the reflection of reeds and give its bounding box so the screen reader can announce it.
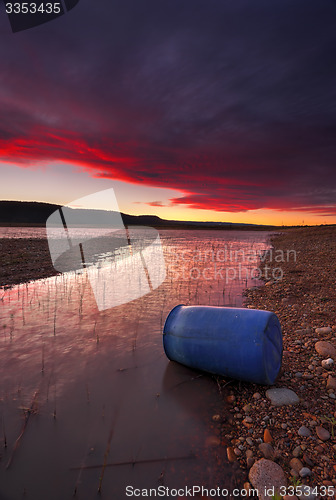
[72,437,94,497]
[2,415,7,448]
[71,453,196,471]
[53,382,57,419]
[132,315,139,352]
[6,391,39,469]
[97,410,119,494]
[93,318,99,344]
[46,372,53,401]
[21,292,25,326]
[41,339,45,373]
[53,306,57,336]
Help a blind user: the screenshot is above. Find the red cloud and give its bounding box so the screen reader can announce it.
[1,126,336,217]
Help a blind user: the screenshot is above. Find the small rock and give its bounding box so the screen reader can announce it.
[326,375,336,391]
[292,446,302,458]
[281,423,288,429]
[246,437,253,446]
[246,449,253,458]
[212,414,221,421]
[247,457,255,468]
[266,388,300,406]
[321,358,334,370]
[253,392,261,400]
[244,482,252,492]
[243,417,253,429]
[303,454,314,467]
[298,425,311,437]
[226,395,236,404]
[295,328,310,334]
[323,481,334,487]
[289,457,304,472]
[249,459,287,500]
[295,372,303,378]
[234,447,241,456]
[264,428,272,443]
[297,486,319,500]
[227,446,236,462]
[243,403,252,413]
[290,468,298,478]
[315,327,332,334]
[315,426,330,441]
[315,341,336,359]
[258,443,274,460]
[299,467,312,478]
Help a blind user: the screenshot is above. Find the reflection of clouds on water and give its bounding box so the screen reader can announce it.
[0,229,268,497]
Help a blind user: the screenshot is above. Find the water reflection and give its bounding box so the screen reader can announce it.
[0,229,270,499]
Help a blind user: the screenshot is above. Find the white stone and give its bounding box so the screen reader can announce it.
[266,388,300,406]
[322,358,334,369]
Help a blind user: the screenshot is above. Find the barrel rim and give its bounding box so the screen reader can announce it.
[262,313,283,385]
[163,303,185,335]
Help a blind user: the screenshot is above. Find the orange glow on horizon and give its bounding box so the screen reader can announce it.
[121,204,336,227]
[2,161,336,228]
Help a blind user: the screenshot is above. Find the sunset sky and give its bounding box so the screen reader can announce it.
[0,0,336,225]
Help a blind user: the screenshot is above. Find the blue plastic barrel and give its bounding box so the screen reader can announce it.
[163,305,283,385]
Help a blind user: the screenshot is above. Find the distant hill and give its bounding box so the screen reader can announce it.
[0,200,278,230]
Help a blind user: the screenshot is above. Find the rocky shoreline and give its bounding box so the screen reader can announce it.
[216,225,336,499]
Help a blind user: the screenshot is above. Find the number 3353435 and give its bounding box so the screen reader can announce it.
[6,3,62,14]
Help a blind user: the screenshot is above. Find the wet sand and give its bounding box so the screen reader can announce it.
[0,238,59,288]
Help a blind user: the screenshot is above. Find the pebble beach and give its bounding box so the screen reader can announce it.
[218,225,336,499]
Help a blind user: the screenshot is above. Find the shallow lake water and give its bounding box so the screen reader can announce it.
[0,229,271,499]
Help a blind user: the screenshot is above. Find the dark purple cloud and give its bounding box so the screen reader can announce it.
[0,0,336,215]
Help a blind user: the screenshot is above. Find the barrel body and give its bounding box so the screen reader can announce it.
[163,305,282,385]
